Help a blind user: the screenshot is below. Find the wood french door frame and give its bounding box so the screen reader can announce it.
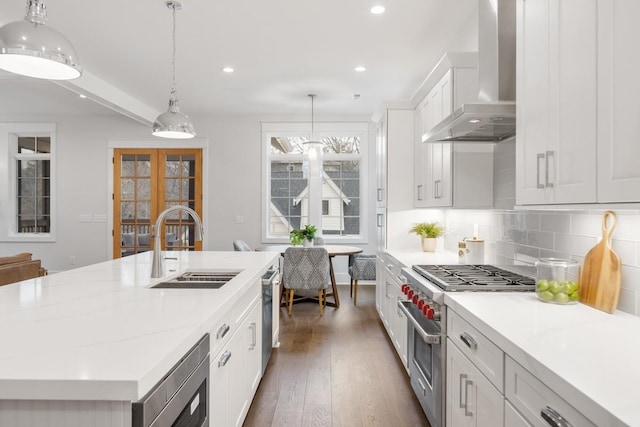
[113,148,203,259]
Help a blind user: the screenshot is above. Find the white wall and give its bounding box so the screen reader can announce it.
[0,112,376,284]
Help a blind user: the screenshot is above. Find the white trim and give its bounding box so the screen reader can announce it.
[0,123,57,243]
[261,123,369,244]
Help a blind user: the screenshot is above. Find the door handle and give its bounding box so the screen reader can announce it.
[545,150,555,188]
[459,373,467,409]
[377,188,384,201]
[249,323,257,350]
[377,213,384,228]
[537,153,545,189]
[464,378,474,417]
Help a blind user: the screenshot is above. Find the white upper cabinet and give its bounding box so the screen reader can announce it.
[516,0,598,205]
[414,54,493,208]
[377,108,414,211]
[597,0,640,202]
[517,0,640,205]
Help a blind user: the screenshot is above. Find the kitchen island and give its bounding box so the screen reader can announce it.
[0,250,279,426]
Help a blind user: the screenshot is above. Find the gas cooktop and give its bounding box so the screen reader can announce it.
[412,264,536,292]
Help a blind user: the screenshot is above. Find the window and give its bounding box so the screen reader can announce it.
[262,122,368,243]
[322,200,329,215]
[0,123,56,242]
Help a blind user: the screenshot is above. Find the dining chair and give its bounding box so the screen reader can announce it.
[348,254,377,305]
[233,240,252,251]
[282,247,330,315]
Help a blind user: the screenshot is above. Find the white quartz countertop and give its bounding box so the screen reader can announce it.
[384,249,459,268]
[445,292,640,426]
[0,251,279,401]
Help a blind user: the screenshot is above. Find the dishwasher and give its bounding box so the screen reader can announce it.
[261,266,279,375]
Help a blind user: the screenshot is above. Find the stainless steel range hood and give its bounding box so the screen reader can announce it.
[423,0,516,143]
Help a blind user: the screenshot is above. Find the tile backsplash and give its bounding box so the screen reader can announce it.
[443,208,640,317]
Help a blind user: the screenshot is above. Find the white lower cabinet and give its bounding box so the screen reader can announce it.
[446,338,504,427]
[505,400,531,427]
[209,289,263,427]
[505,356,596,427]
[376,253,408,371]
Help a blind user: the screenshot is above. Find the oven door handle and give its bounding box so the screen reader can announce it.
[398,301,441,345]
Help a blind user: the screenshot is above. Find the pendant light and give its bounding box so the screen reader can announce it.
[304,94,323,150]
[0,0,81,80]
[152,1,196,139]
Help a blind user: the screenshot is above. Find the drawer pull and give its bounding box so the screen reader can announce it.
[541,406,573,427]
[460,332,478,350]
[216,323,230,340]
[218,350,232,367]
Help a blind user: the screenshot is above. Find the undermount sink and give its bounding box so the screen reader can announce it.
[151,270,242,289]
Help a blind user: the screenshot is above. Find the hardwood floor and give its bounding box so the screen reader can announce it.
[243,285,430,427]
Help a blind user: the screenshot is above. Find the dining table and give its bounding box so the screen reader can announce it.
[262,244,363,308]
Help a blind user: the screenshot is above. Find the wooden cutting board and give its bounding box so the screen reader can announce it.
[579,211,621,313]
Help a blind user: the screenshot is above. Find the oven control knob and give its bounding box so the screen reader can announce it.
[426,308,435,319]
[417,299,424,310]
[401,284,408,294]
[412,294,419,304]
[421,305,429,316]
[407,289,414,298]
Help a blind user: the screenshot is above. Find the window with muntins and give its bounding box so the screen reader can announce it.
[0,123,56,242]
[262,122,368,243]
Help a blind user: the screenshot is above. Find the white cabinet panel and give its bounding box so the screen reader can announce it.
[597,0,640,202]
[516,0,597,205]
[447,339,504,427]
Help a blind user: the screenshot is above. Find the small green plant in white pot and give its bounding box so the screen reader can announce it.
[290,224,317,247]
[410,222,444,252]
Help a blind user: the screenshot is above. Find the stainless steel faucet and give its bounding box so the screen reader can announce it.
[151,205,204,278]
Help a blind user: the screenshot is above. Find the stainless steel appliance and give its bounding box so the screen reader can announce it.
[399,264,535,427]
[132,334,209,427]
[261,266,279,375]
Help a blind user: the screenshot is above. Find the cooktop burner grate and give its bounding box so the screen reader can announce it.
[412,264,536,291]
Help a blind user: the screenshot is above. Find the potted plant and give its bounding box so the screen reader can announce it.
[410,222,444,252]
[290,224,317,247]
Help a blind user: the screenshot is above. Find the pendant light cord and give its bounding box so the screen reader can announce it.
[171,5,176,93]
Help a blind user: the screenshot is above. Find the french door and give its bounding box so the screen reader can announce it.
[113,148,203,258]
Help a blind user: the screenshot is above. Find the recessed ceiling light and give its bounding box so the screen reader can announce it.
[370,5,385,14]
[221,67,234,73]
[469,119,481,123]
[79,94,87,99]
[354,66,366,72]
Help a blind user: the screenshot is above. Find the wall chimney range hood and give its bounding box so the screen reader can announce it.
[423,0,516,144]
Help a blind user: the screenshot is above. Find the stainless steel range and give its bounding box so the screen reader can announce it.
[412,264,536,292]
[399,264,535,427]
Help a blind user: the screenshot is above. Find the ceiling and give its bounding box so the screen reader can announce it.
[0,0,478,121]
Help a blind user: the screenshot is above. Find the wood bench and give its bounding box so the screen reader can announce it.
[0,253,47,286]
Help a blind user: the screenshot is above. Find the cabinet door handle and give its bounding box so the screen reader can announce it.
[377,188,384,201]
[249,323,257,350]
[385,281,391,298]
[377,214,384,228]
[216,323,230,340]
[218,350,232,367]
[545,150,555,188]
[537,153,545,189]
[417,184,424,200]
[541,406,573,427]
[459,373,467,409]
[460,332,478,350]
[464,378,474,417]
